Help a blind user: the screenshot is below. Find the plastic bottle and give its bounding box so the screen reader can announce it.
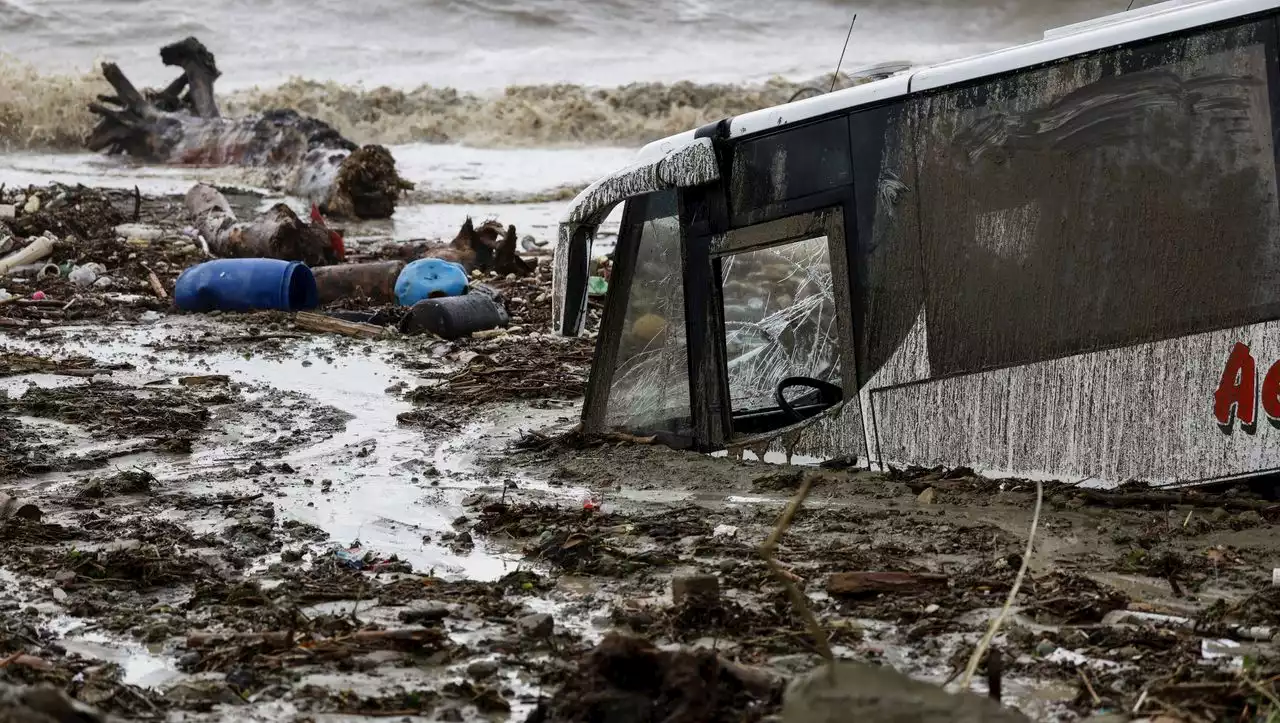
[174,258,318,312]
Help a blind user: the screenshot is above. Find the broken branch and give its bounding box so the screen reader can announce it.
[958,479,1042,691]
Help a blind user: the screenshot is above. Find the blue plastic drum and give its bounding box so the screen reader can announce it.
[174,259,319,312]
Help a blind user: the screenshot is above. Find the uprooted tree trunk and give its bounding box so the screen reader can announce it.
[87,37,413,220]
[185,183,340,266]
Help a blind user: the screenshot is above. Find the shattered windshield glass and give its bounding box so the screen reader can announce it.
[720,236,840,412]
[605,192,692,435]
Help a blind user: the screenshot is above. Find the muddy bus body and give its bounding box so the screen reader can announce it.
[552,0,1280,487]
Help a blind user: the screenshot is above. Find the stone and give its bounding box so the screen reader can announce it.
[0,204,14,221]
[917,487,937,505]
[22,194,39,215]
[518,613,554,639]
[671,574,721,607]
[467,660,500,680]
[53,570,76,586]
[1034,639,1057,657]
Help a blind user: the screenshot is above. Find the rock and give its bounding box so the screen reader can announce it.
[672,574,721,607]
[280,548,303,563]
[467,660,500,680]
[177,651,202,669]
[399,602,449,625]
[917,487,937,505]
[1234,510,1264,528]
[53,570,76,586]
[0,204,14,221]
[22,195,39,215]
[225,667,256,693]
[518,613,554,639]
[1034,639,1057,657]
[438,707,464,722]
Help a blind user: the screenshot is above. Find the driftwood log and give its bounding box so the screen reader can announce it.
[185,183,340,266]
[87,37,413,220]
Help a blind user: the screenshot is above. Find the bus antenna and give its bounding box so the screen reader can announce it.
[829,12,859,93]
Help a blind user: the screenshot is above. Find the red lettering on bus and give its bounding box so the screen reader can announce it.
[1215,342,1257,431]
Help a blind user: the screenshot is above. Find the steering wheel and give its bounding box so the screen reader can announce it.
[775,376,843,423]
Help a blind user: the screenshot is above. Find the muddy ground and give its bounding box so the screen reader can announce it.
[2,184,1280,723]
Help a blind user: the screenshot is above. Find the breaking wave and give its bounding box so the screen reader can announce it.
[0,55,878,152]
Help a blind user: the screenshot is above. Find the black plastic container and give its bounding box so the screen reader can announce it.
[399,286,509,339]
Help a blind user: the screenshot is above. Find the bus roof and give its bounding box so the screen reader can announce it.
[635,0,1280,157]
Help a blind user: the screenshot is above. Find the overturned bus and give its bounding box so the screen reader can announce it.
[552,0,1280,487]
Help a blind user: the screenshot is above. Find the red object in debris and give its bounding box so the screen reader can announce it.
[31,291,45,300]
[582,498,598,511]
[311,204,345,262]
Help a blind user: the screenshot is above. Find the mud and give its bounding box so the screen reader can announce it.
[1,183,1279,722]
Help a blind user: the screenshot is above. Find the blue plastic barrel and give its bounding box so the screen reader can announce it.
[174,259,319,312]
[395,258,468,306]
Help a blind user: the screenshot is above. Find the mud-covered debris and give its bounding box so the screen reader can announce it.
[0,352,124,378]
[530,633,781,723]
[177,374,229,387]
[75,469,156,499]
[826,571,949,598]
[4,380,214,441]
[404,336,590,407]
[782,660,1030,723]
[0,681,109,723]
[672,574,721,607]
[0,493,42,523]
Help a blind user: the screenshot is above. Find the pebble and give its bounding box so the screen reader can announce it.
[53,570,76,586]
[177,651,202,668]
[917,487,937,505]
[517,613,554,639]
[1034,639,1057,657]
